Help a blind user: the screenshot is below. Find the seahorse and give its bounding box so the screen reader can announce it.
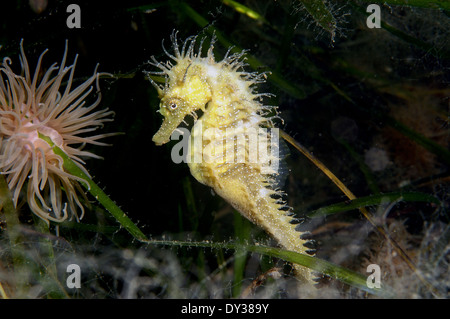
[147,32,315,284]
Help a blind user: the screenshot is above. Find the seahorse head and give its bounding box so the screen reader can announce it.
[149,32,217,146]
[152,63,212,145]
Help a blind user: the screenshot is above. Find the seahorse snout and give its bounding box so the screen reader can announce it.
[152,126,171,146]
[152,114,185,146]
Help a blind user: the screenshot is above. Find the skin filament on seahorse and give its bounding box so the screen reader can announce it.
[148,32,315,284]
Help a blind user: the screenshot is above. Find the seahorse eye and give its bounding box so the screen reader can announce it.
[169,102,178,110]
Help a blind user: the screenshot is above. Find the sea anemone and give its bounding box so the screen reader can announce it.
[0,41,113,224]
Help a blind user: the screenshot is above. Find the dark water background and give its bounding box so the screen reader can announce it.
[0,0,448,298]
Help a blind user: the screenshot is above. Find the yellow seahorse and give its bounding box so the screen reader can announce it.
[148,32,315,284]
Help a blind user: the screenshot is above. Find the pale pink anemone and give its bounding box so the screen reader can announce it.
[0,41,114,224]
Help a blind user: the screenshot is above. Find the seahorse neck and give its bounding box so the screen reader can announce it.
[195,65,255,130]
